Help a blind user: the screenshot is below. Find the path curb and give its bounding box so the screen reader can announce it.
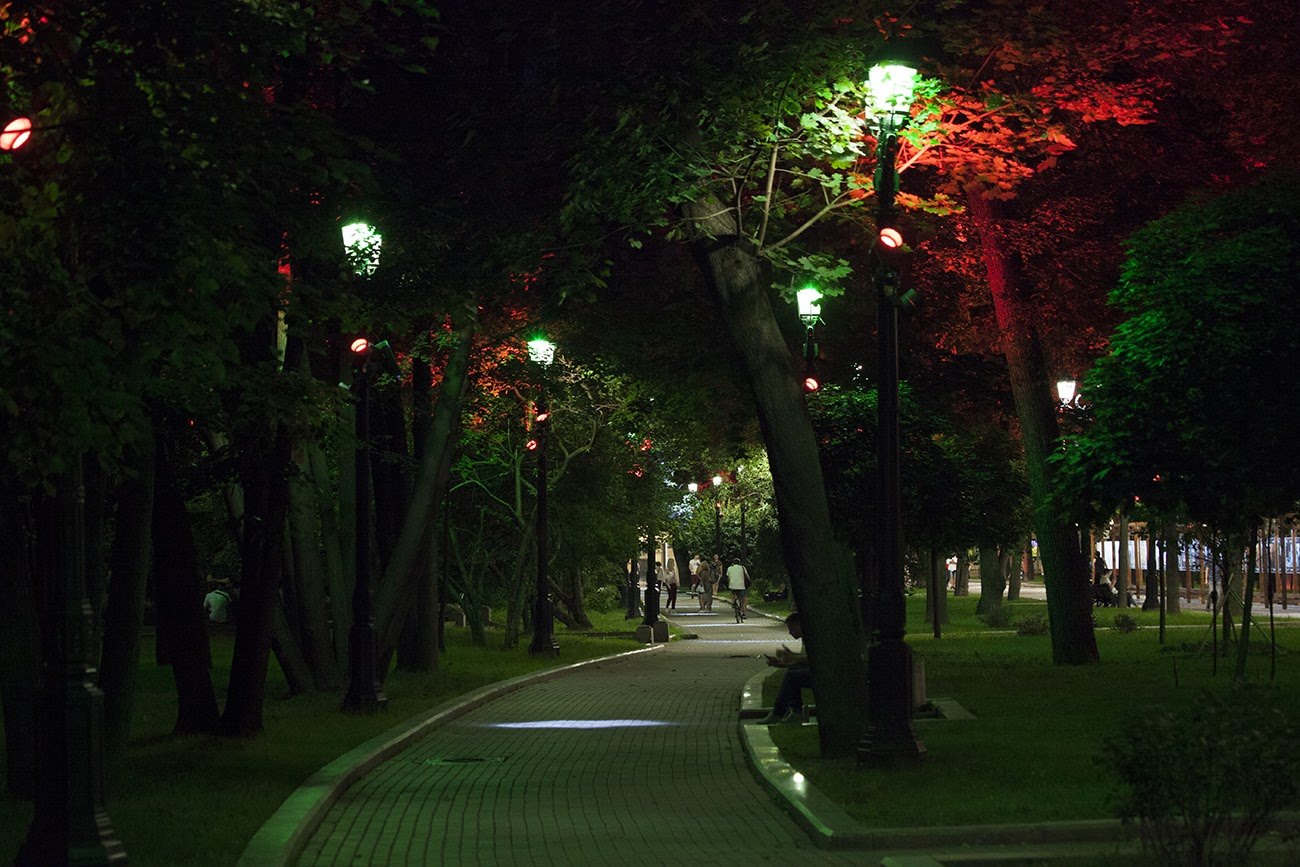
[737,669,1300,859]
[237,645,665,867]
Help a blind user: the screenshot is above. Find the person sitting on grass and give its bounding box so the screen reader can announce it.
[756,612,812,725]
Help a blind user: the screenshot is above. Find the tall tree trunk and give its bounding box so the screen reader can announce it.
[99,432,156,769]
[1117,509,1130,604]
[1234,525,1259,680]
[152,437,221,735]
[1008,546,1023,600]
[399,352,440,672]
[924,548,948,634]
[954,551,970,597]
[685,197,869,756]
[966,186,1097,665]
[221,426,292,736]
[976,545,1004,615]
[0,477,39,797]
[1162,521,1181,615]
[1142,534,1160,611]
[270,598,314,696]
[374,321,476,661]
[288,443,339,689]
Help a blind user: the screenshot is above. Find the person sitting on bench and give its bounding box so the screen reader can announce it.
[756,612,811,725]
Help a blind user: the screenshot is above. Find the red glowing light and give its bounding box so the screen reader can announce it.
[535,411,550,423]
[350,337,370,354]
[1,117,32,151]
[878,227,903,249]
[803,376,821,393]
[526,439,539,451]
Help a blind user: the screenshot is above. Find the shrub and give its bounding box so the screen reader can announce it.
[586,584,622,613]
[1103,686,1300,865]
[1111,613,1139,634]
[978,606,1012,629]
[1014,613,1048,636]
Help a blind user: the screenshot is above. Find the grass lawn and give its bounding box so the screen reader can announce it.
[770,593,1300,829]
[0,615,639,865]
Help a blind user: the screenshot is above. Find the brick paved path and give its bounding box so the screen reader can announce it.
[296,604,859,865]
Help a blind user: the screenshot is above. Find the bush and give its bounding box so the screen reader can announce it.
[978,606,1012,628]
[1111,613,1139,633]
[1014,613,1048,636]
[586,584,622,614]
[1103,686,1300,865]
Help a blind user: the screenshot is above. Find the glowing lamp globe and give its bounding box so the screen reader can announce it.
[867,62,919,118]
[712,475,723,487]
[796,286,823,323]
[803,375,821,393]
[1,117,32,151]
[527,337,556,366]
[1056,379,1077,405]
[878,227,904,249]
[688,482,698,493]
[341,222,382,276]
[350,337,371,355]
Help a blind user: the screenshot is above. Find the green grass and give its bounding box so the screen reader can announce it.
[0,625,639,865]
[770,593,1300,829]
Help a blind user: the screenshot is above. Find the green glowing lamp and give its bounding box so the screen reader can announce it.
[527,337,556,366]
[796,286,823,325]
[341,221,382,276]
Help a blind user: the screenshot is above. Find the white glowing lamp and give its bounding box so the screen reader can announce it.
[1056,379,1077,405]
[341,222,382,276]
[796,286,823,325]
[867,62,919,119]
[527,337,556,366]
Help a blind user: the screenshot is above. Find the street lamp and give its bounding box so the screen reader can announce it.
[18,462,126,864]
[527,336,560,656]
[342,335,389,714]
[1,116,33,151]
[341,220,389,713]
[861,44,926,766]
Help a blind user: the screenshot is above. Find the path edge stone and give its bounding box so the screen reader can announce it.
[237,644,666,867]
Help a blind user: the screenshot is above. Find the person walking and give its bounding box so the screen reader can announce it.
[725,555,750,621]
[697,557,714,611]
[688,553,701,593]
[709,554,724,612]
[664,559,679,610]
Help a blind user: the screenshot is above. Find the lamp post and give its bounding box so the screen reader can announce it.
[797,286,823,393]
[712,474,724,558]
[18,461,126,864]
[1056,379,1077,407]
[341,221,388,714]
[527,337,560,656]
[861,48,926,766]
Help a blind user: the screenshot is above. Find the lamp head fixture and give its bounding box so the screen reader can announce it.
[527,337,556,366]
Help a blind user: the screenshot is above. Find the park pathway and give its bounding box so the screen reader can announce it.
[294,599,858,866]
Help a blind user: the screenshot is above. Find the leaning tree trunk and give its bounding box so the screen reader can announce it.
[685,197,870,757]
[288,443,340,689]
[374,321,476,661]
[976,544,1004,615]
[98,432,156,768]
[400,351,440,672]
[967,186,1097,665]
[152,437,221,735]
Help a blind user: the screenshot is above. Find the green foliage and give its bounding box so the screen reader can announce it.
[1055,172,1300,531]
[978,606,1012,629]
[1110,613,1139,634]
[1014,613,1049,636]
[1103,686,1300,865]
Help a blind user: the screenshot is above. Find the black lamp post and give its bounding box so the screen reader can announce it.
[860,51,926,766]
[19,461,126,864]
[342,336,388,713]
[527,337,560,656]
[341,221,388,713]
